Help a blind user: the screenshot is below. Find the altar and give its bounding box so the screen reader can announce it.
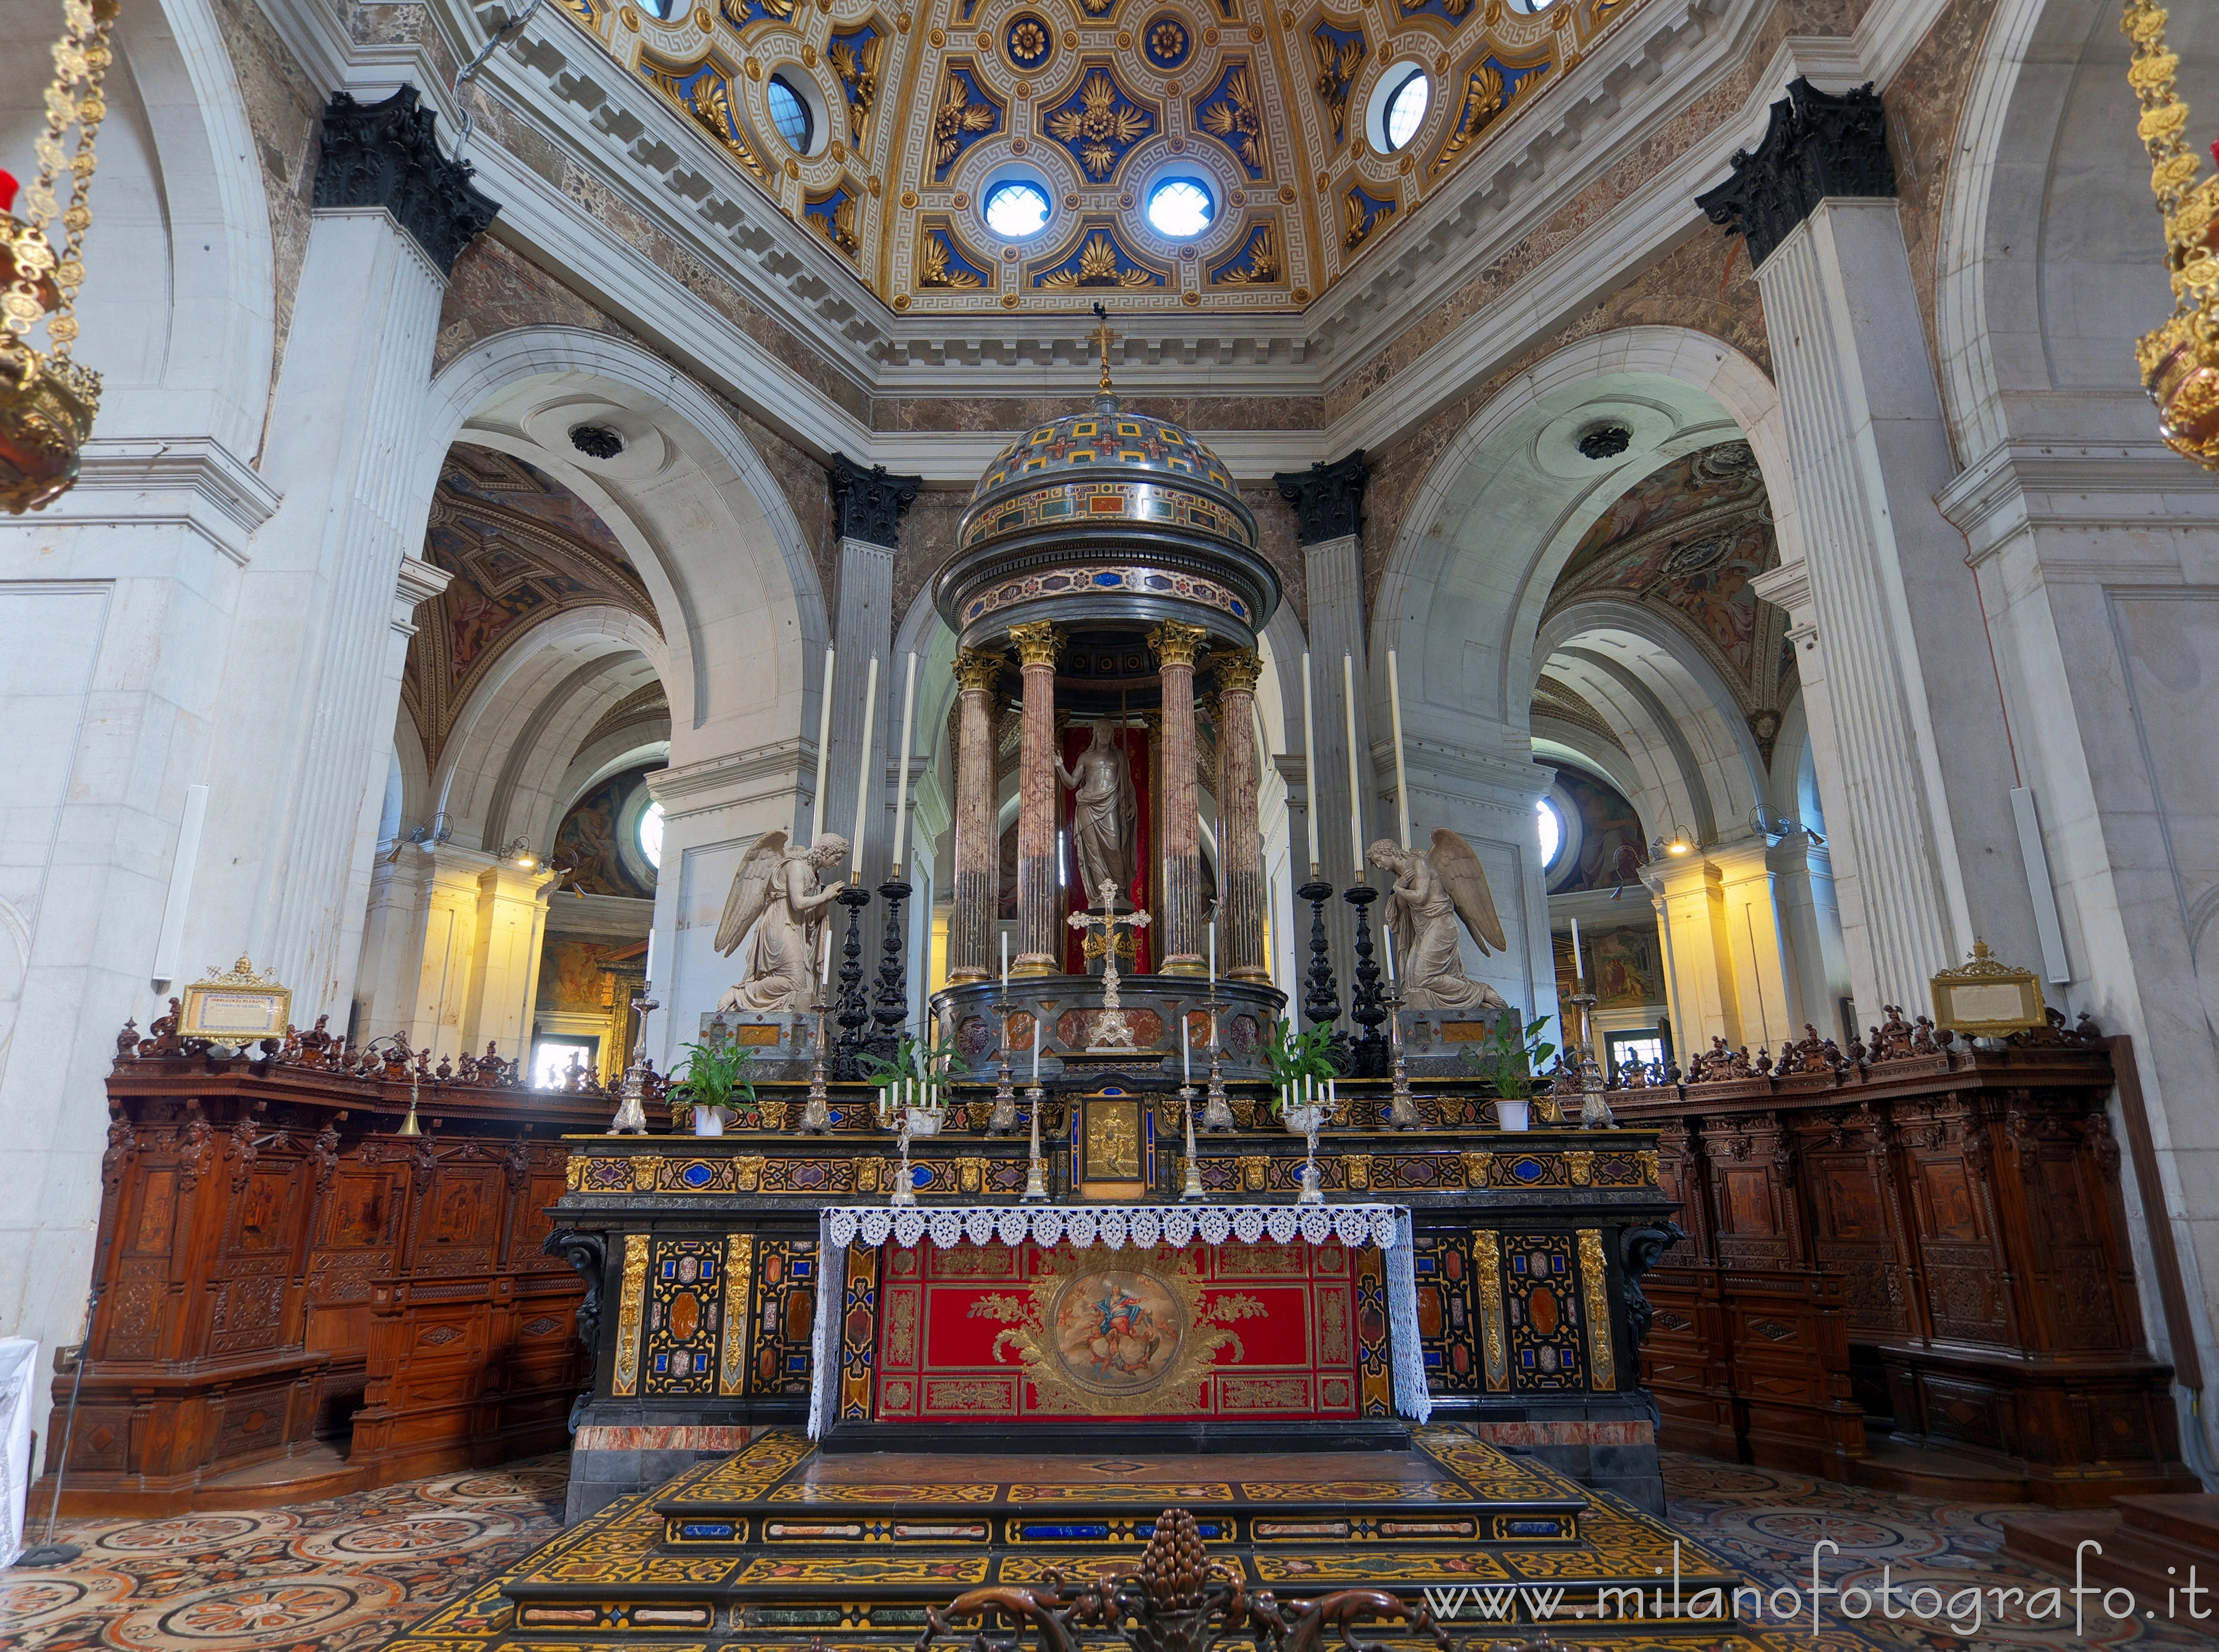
[807,1203,1430,1444]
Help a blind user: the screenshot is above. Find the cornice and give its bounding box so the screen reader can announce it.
[52,437,284,564]
[648,736,811,814]
[1937,439,2219,563]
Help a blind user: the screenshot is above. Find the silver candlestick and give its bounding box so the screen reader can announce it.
[889,1110,918,1206]
[608,983,656,1134]
[1020,1084,1049,1202]
[1295,1090,1338,1204]
[1178,1083,1206,1201]
[798,995,833,1134]
[986,998,1020,1134]
[1385,985,1420,1130]
[1200,998,1235,1132]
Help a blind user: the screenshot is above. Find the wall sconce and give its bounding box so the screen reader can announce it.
[1652,828,1696,858]
[500,837,540,870]
[2122,0,2219,469]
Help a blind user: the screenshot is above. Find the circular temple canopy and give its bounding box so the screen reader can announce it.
[943,394,1272,648]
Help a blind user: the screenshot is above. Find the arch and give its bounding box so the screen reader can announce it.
[420,327,831,754]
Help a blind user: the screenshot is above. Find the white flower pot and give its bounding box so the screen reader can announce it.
[906,1108,945,1137]
[692,1105,726,1137]
[1496,1097,1531,1132]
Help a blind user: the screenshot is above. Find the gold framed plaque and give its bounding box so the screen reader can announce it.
[1929,940,2043,1036]
[178,956,293,1043]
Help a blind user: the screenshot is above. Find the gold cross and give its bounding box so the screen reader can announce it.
[1089,300,1115,393]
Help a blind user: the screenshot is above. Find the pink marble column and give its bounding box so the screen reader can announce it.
[1212,649,1270,982]
[1009,622,1064,976]
[1150,621,1208,975]
[947,646,1002,983]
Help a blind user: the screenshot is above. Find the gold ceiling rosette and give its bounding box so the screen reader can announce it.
[0,0,115,515]
[2123,0,2219,470]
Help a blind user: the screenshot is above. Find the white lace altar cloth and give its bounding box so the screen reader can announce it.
[807,1203,1430,1437]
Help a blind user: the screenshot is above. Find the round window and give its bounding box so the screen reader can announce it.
[639,799,665,871]
[1366,61,1431,154]
[1146,177,1215,237]
[1537,797,1563,869]
[766,73,815,152]
[984,179,1052,238]
[1384,71,1429,150]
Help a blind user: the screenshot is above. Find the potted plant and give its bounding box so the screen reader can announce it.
[1263,1018,1341,1133]
[674,1032,755,1136]
[1462,1013,1556,1131]
[860,1031,971,1135]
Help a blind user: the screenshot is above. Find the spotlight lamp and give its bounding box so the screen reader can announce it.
[1652,828,1696,858]
[500,836,540,870]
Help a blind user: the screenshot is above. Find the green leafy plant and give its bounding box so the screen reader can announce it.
[674,1033,756,1117]
[859,1030,972,1107]
[1461,1013,1557,1101]
[1262,1018,1340,1114]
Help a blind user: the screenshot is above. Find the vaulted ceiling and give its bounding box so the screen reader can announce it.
[560,0,1645,315]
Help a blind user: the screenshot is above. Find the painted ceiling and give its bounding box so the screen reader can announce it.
[1542,440,1797,762]
[558,0,1644,314]
[403,446,661,766]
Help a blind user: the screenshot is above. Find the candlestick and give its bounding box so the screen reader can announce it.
[1571,916,1583,979]
[1207,921,1216,988]
[1181,1011,1191,1082]
[849,656,879,878]
[1032,1014,1041,1083]
[1342,650,1364,877]
[810,645,835,843]
[1179,1081,1206,1201]
[1021,1084,1048,1202]
[1001,930,1009,988]
[1300,651,1320,872]
[1387,648,1411,852]
[890,650,918,874]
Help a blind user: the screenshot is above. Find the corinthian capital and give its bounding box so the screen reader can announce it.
[1147,620,1210,669]
[1008,621,1066,668]
[1211,647,1264,695]
[954,646,1003,693]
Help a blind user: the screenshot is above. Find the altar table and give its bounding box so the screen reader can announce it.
[806,1203,1429,1437]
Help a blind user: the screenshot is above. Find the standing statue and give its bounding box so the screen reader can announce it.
[1056,721,1138,910]
[1368,830,1510,1012]
[714,829,850,1012]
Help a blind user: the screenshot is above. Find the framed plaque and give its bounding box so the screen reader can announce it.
[1929,941,2043,1036]
[178,956,293,1043]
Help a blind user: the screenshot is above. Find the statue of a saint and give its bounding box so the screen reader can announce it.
[714,829,849,1012]
[1056,721,1137,910]
[1368,830,1510,1012]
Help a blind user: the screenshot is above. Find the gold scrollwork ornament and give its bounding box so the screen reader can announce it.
[2123,0,2219,468]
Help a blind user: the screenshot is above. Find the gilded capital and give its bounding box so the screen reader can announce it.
[1212,647,1265,695]
[953,646,1003,693]
[1147,619,1209,669]
[1007,621,1065,668]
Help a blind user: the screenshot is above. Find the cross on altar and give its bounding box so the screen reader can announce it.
[1067,902,1150,1047]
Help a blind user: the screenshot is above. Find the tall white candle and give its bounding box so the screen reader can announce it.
[1387,648,1411,852]
[889,650,918,875]
[1032,1015,1041,1082]
[1207,921,1216,988]
[1181,1011,1190,1081]
[1342,651,1364,878]
[1382,926,1395,982]
[1571,917,1583,978]
[810,646,836,843]
[849,655,879,879]
[1001,930,1009,988]
[1300,652,1321,873]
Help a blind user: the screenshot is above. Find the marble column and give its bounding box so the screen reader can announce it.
[948,646,1003,983]
[1702,78,2037,1016]
[1008,622,1064,976]
[1212,649,1270,982]
[1151,621,1209,974]
[825,457,921,878]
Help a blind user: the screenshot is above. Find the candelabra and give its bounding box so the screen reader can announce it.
[797,994,832,1133]
[890,1110,918,1206]
[986,998,1020,1134]
[1291,1089,1338,1205]
[1178,1083,1207,1200]
[1295,868,1342,1036]
[830,883,872,1080]
[607,982,656,1134]
[1020,1084,1049,1201]
[1383,982,1420,1129]
[1343,881,1390,1078]
[1200,998,1235,1132]
[1579,1047,1616,1130]
[869,876,911,1065]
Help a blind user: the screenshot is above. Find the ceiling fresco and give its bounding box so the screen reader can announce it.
[555,0,1645,314]
[403,446,662,766]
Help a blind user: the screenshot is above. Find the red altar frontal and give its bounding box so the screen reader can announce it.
[845,1236,1397,1425]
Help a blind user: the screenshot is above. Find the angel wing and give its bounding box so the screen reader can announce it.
[1429,826,1508,954]
[715,828,788,956]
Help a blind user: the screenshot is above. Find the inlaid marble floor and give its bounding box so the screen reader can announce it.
[4,1452,2216,1650]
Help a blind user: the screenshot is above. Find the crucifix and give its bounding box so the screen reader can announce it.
[1089,300,1115,394]
[1067,902,1150,1049]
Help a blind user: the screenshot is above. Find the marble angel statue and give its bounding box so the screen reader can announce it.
[1367,830,1510,1012]
[714,830,849,1013]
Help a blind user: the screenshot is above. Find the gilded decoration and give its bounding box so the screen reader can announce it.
[1005,11,1053,69]
[1146,618,1209,668]
[719,1232,754,1393]
[1431,48,1548,175]
[1209,219,1284,285]
[1307,22,1368,146]
[1008,619,1066,667]
[1576,1228,1616,1392]
[804,178,864,258]
[1144,14,1194,70]
[1196,62,1267,177]
[1470,1228,1510,1390]
[826,21,886,140]
[954,645,1005,691]
[612,1232,649,1396]
[1212,647,1265,694]
[1043,67,1157,180]
[1343,183,1395,250]
[964,1244,1268,1412]
[932,62,1001,179]
[1029,220,1169,290]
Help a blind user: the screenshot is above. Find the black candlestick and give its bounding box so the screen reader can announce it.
[831,883,872,1081]
[1344,881,1390,1077]
[869,878,912,1065]
[1296,872,1341,1035]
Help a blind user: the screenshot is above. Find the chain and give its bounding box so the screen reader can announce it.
[3,0,111,361]
[2121,0,2216,313]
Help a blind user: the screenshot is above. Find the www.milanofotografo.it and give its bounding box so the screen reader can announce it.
[1416,1541,2219,1636]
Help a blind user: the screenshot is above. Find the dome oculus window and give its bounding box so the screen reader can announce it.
[1537,797,1564,869]
[766,73,814,153]
[1383,71,1429,150]
[1145,177,1215,238]
[984,179,1052,238]
[639,800,665,871]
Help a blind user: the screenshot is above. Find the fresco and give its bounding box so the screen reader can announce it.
[553,765,658,898]
[1547,764,1646,895]
[1552,923,1664,1010]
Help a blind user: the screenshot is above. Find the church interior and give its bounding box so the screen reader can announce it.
[3,0,2219,1642]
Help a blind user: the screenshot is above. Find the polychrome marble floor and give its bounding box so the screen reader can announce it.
[3,1452,2216,1651]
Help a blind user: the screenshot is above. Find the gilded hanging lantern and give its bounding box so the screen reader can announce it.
[0,0,117,515]
[2122,0,2219,470]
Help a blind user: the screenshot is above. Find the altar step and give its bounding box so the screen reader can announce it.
[384,1428,1774,1651]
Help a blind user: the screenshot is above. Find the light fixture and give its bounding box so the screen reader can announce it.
[0,0,117,515]
[1652,827,1695,858]
[500,836,539,869]
[2122,0,2219,469]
